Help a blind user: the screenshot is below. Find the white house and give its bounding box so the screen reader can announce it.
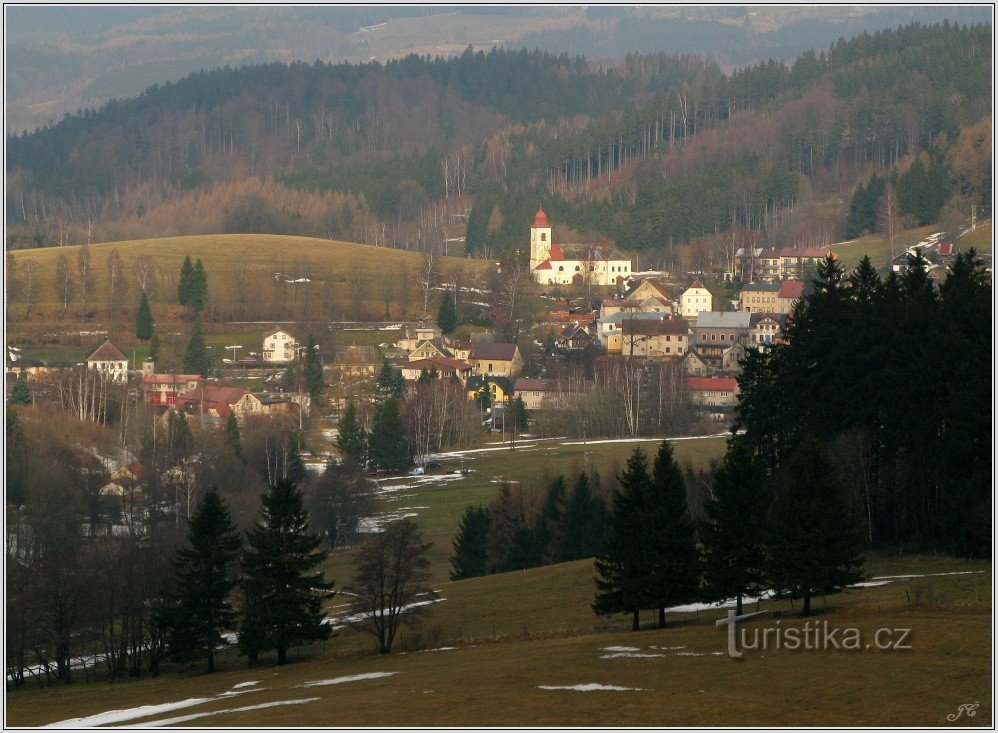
[262,328,298,363]
[529,207,633,286]
[86,338,129,383]
[680,278,713,319]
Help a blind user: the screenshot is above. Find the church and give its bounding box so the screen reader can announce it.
[528,207,633,286]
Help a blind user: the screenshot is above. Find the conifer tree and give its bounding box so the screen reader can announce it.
[368,397,412,473]
[534,476,567,563]
[164,487,241,673]
[177,255,194,305]
[184,320,213,376]
[239,479,333,665]
[335,401,367,466]
[302,334,324,404]
[644,441,700,627]
[136,291,154,340]
[149,333,161,363]
[225,413,242,459]
[766,438,863,616]
[559,472,608,561]
[9,376,31,406]
[437,289,458,334]
[449,505,491,580]
[699,442,769,615]
[594,448,652,631]
[374,360,404,405]
[189,259,209,312]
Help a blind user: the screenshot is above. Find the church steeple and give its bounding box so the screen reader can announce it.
[529,206,552,271]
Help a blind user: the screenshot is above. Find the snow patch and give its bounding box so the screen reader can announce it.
[418,646,456,653]
[298,671,399,688]
[45,698,215,728]
[600,652,666,659]
[143,698,320,727]
[539,683,646,692]
[231,680,261,689]
[560,432,728,446]
[601,646,640,652]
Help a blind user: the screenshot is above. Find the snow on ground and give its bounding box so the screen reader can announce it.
[142,698,320,727]
[46,698,215,728]
[231,681,261,689]
[298,671,399,688]
[600,651,666,659]
[417,646,457,653]
[539,683,647,692]
[428,444,539,459]
[663,590,776,614]
[559,432,728,446]
[357,512,419,533]
[325,597,446,631]
[601,646,640,653]
[873,571,984,580]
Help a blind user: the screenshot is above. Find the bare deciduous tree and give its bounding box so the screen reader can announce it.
[77,243,93,306]
[132,254,157,300]
[55,254,75,314]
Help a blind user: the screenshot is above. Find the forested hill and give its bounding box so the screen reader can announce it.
[6,23,992,263]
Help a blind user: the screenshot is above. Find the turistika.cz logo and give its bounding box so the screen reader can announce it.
[723,611,912,658]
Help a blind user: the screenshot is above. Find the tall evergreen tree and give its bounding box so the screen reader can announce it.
[177,255,194,305]
[766,438,863,616]
[164,488,242,672]
[449,505,491,580]
[437,289,458,334]
[189,259,209,312]
[644,441,700,627]
[559,472,608,561]
[149,332,161,363]
[9,376,32,406]
[368,397,412,473]
[135,291,154,340]
[699,442,769,615]
[225,413,242,459]
[302,334,324,404]
[183,320,213,376]
[374,360,404,405]
[239,479,333,665]
[594,448,652,631]
[534,476,568,563]
[335,401,367,466]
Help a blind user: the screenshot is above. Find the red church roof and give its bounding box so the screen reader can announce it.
[535,259,553,270]
[533,206,550,228]
[549,242,565,260]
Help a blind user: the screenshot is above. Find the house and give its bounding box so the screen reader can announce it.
[468,343,523,377]
[397,320,443,351]
[258,395,299,416]
[141,373,203,408]
[546,309,597,327]
[175,384,263,420]
[682,349,711,376]
[680,279,713,319]
[750,313,786,348]
[328,345,379,381]
[620,317,689,359]
[739,282,781,313]
[779,247,832,279]
[556,324,595,351]
[86,338,129,383]
[529,207,633,286]
[408,339,453,362]
[693,311,752,361]
[445,338,473,361]
[721,342,747,374]
[401,356,474,384]
[777,280,805,314]
[513,377,588,410]
[466,375,514,405]
[262,328,298,363]
[596,310,665,348]
[625,277,673,303]
[686,376,740,409]
[735,246,831,281]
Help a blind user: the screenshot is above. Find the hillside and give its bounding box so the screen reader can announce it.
[6,554,990,726]
[6,234,489,321]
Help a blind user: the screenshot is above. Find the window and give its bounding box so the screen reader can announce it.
[558,266,564,272]
[541,233,546,242]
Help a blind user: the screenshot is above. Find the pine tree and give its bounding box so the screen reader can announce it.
[644,441,700,627]
[149,333,161,363]
[594,448,652,631]
[559,472,608,561]
[534,476,567,563]
[189,259,209,312]
[9,376,31,406]
[368,397,412,473]
[375,360,404,405]
[437,289,458,334]
[225,413,242,459]
[699,442,769,616]
[183,320,213,376]
[766,438,863,616]
[302,334,324,404]
[135,291,154,340]
[336,402,367,466]
[239,479,333,665]
[177,255,194,305]
[449,505,491,580]
[164,488,242,672]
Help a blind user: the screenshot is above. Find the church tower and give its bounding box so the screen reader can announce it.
[529,206,552,271]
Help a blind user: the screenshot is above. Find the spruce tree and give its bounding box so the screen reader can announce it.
[644,441,700,627]
[184,320,213,376]
[136,291,154,340]
[766,438,863,616]
[225,413,242,459]
[437,290,458,334]
[9,376,31,406]
[699,442,769,616]
[375,360,404,405]
[189,259,209,312]
[149,333,161,363]
[336,401,367,466]
[534,476,567,563]
[368,397,412,473]
[177,255,194,305]
[239,479,333,665]
[449,505,491,580]
[559,472,608,561]
[302,334,324,404]
[164,487,241,672]
[593,448,652,631]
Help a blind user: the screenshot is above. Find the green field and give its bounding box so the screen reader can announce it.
[7,552,990,727]
[957,221,993,254]
[830,226,936,270]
